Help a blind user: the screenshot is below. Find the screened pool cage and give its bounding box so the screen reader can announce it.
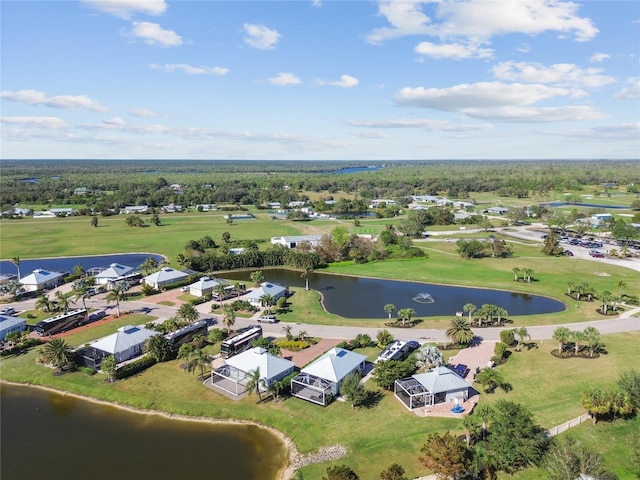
[291,372,333,406]
[211,365,249,396]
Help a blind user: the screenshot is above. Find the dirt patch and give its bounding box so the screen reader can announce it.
[280,337,344,368]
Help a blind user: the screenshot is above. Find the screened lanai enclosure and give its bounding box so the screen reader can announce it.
[394,377,435,410]
[291,372,333,406]
[211,365,249,397]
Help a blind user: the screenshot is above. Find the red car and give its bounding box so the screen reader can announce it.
[589,251,605,258]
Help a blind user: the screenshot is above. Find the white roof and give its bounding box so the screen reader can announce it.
[412,366,471,394]
[226,347,295,380]
[245,282,287,300]
[0,315,26,331]
[301,347,366,383]
[143,267,188,284]
[90,325,157,354]
[19,269,63,286]
[188,276,228,291]
[95,263,135,280]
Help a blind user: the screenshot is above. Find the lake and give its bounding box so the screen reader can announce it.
[0,253,165,277]
[0,384,286,480]
[223,269,566,318]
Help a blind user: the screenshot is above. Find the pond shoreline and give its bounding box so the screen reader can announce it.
[0,379,300,480]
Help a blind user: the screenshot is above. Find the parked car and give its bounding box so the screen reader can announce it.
[257,315,278,323]
[0,307,16,316]
[589,251,605,258]
[564,250,574,256]
[180,286,190,292]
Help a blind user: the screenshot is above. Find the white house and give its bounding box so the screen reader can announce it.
[79,325,157,368]
[291,347,367,406]
[186,276,232,298]
[270,235,323,249]
[394,366,473,410]
[142,267,189,290]
[195,204,217,211]
[94,263,136,285]
[49,208,74,216]
[486,207,508,215]
[124,205,148,214]
[245,282,288,308]
[590,213,614,227]
[0,315,27,341]
[19,269,64,292]
[210,347,296,397]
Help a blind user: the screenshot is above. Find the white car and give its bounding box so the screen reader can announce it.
[0,307,16,316]
[257,315,278,323]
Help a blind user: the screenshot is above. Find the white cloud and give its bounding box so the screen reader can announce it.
[129,108,161,118]
[330,75,360,88]
[394,82,603,122]
[0,89,107,112]
[414,41,493,59]
[311,0,322,8]
[243,23,281,50]
[1,116,67,129]
[267,72,301,85]
[492,61,615,88]
[129,21,182,47]
[590,52,611,63]
[614,79,640,99]
[347,118,491,131]
[103,117,126,125]
[149,63,229,75]
[367,0,598,44]
[80,0,167,19]
[516,43,532,53]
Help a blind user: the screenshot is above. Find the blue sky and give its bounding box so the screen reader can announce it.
[1,0,639,160]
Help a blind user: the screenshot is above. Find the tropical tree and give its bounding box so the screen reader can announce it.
[512,267,521,282]
[191,333,207,349]
[281,325,293,340]
[514,326,530,351]
[522,268,534,283]
[233,282,243,298]
[250,270,264,287]
[543,436,617,480]
[143,334,173,363]
[101,355,117,382]
[617,279,627,300]
[397,308,416,327]
[175,253,188,268]
[140,257,159,276]
[583,327,601,357]
[39,338,74,372]
[552,326,572,355]
[566,281,574,296]
[91,215,99,227]
[150,214,160,226]
[570,329,585,355]
[245,367,266,402]
[72,279,92,310]
[582,387,612,424]
[213,283,228,302]
[445,317,474,346]
[55,291,71,314]
[267,379,285,403]
[475,368,511,393]
[600,290,614,314]
[376,329,394,348]
[185,348,212,380]
[222,231,231,244]
[221,305,236,333]
[463,303,476,323]
[617,369,640,410]
[177,303,200,325]
[35,294,55,313]
[473,403,493,440]
[323,465,360,480]
[260,294,276,314]
[379,463,407,480]
[105,283,127,317]
[10,256,21,282]
[383,303,396,322]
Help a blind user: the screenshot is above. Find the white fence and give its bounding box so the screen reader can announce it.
[547,413,591,437]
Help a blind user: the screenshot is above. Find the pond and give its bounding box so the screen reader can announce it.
[0,384,286,480]
[0,253,165,277]
[540,201,628,209]
[224,269,565,318]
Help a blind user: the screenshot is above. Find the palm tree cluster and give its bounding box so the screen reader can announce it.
[460,303,508,327]
[552,326,603,357]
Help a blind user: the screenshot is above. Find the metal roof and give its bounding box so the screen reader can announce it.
[412,366,472,394]
[225,347,295,380]
[301,347,366,383]
[90,325,157,355]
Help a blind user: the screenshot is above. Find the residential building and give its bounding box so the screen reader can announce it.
[0,315,27,341]
[270,235,323,249]
[77,325,157,369]
[142,267,189,290]
[244,282,288,308]
[19,269,64,292]
[94,263,136,285]
[394,366,473,410]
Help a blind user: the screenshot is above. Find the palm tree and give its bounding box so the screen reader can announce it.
[213,283,228,302]
[281,325,293,340]
[514,326,530,351]
[177,303,199,325]
[473,403,493,440]
[552,326,572,354]
[446,317,474,346]
[140,257,159,276]
[582,387,611,425]
[250,270,264,287]
[495,307,508,326]
[72,264,85,278]
[185,348,212,380]
[600,291,613,315]
[475,368,511,393]
[260,294,276,314]
[233,282,243,298]
[105,283,127,317]
[566,280,574,296]
[143,334,173,362]
[10,257,21,282]
[221,305,236,333]
[191,333,207,349]
[39,338,74,372]
[512,267,520,282]
[100,355,117,382]
[617,279,627,301]
[570,329,585,356]
[72,280,91,310]
[175,253,187,268]
[245,367,265,402]
[267,379,284,403]
[583,326,601,358]
[297,330,308,342]
[55,291,72,314]
[383,304,396,323]
[397,308,416,327]
[463,303,476,324]
[522,268,533,283]
[35,294,54,313]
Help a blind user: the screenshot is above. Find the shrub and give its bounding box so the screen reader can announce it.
[208,328,228,343]
[78,366,95,376]
[273,339,309,351]
[115,355,156,379]
[500,329,516,346]
[141,283,158,296]
[494,342,508,361]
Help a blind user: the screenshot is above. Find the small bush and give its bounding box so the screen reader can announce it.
[274,339,309,351]
[116,355,156,379]
[500,329,515,346]
[78,366,96,376]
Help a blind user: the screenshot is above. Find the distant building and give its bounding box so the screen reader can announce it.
[19,269,64,292]
[124,206,148,214]
[0,316,27,341]
[78,325,157,369]
[590,213,613,227]
[49,208,74,216]
[245,282,288,308]
[142,267,189,290]
[271,235,323,249]
[95,263,136,285]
